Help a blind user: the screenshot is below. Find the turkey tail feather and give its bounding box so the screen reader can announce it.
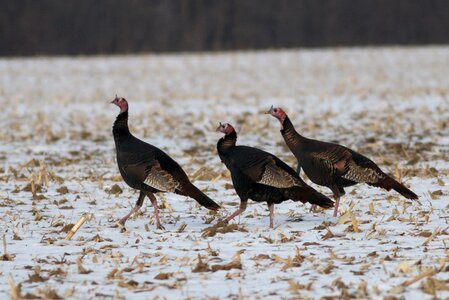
[181,183,221,210]
[391,180,418,200]
[289,187,334,208]
[377,176,418,200]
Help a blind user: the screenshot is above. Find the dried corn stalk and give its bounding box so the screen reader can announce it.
[65,214,93,240]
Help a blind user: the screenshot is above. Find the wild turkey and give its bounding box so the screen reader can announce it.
[111,96,220,229]
[266,106,418,217]
[216,122,333,228]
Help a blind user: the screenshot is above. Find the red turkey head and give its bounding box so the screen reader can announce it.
[216,122,235,135]
[111,95,128,113]
[266,105,286,124]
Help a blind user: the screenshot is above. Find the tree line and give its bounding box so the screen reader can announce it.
[1,0,448,56]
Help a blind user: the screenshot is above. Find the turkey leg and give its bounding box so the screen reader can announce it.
[224,200,248,224]
[268,203,275,228]
[118,190,145,226]
[333,195,340,217]
[146,192,164,230]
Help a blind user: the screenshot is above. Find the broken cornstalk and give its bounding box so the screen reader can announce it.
[65,213,93,240]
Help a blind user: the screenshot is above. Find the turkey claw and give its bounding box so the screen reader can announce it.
[115,221,127,232]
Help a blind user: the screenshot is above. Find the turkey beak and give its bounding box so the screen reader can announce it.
[111,94,119,104]
[215,122,224,132]
[265,105,274,114]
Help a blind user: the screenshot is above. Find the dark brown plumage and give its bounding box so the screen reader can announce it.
[111,96,220,229]
[266,106,418,217]
[216,122,333,228]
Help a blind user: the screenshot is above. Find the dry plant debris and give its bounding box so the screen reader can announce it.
[0,47,448,299]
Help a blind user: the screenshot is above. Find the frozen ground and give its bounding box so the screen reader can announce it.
[0,47,448,299]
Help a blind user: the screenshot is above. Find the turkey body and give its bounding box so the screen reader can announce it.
[217,123,333,228]
[220,145,313,205]
[115,130,190,195]
[270,111,418,217]
[112,98,220,229]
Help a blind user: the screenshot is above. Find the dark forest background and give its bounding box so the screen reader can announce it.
[1,0,449,56]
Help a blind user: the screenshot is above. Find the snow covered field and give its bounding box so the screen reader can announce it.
[0,47,448,299]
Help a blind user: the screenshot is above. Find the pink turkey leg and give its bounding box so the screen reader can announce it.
[333,196,340,217]
[269,204,274,228]
[152,200,163,229]
[224,209,242,223]
[118,206,141,226]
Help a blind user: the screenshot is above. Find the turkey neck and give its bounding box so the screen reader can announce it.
[281,116,306,151]
[218,131,237,153]
[113,111,131,142]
